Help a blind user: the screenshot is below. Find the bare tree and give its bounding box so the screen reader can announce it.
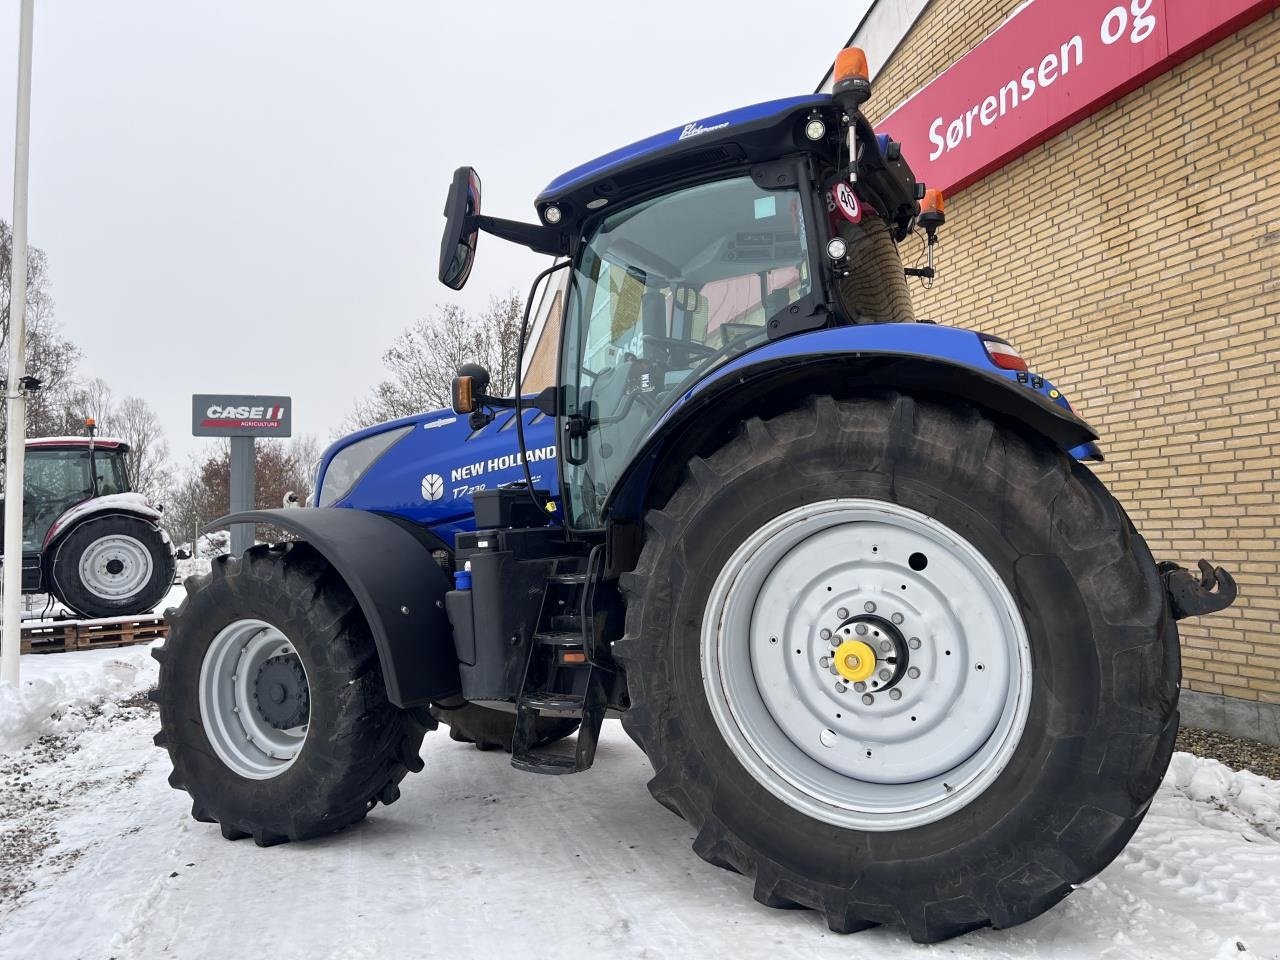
[348,293,523,429]
[0,219,84,444]
[106,396,172,500]
[162,436,319,553]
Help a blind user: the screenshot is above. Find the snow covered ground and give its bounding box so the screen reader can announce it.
[2,598,1279,959]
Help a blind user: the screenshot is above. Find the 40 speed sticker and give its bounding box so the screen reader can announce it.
[830,181,862,224]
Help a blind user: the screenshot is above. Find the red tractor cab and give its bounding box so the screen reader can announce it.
[1,433,175,619]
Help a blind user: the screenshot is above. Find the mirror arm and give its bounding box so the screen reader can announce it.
[474,214,569,257]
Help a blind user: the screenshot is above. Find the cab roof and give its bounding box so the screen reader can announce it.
[535,94,831,219]
[26,436,129,451]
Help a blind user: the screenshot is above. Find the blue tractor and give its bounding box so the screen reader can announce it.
[153,49,1237,941]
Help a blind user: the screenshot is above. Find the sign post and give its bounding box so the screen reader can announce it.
[192,394,291,557]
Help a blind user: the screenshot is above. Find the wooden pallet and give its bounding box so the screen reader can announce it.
[20,614,168,655]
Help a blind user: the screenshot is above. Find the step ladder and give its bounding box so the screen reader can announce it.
[511,548,610,774]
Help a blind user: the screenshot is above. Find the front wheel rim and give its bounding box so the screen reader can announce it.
[701,498,1032,831]
[198,619,310,780]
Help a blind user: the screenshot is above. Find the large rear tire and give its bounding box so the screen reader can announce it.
[429,701,580,752]
[153,542,432,846]
[50,514,175,619]
[616,393,1178,942]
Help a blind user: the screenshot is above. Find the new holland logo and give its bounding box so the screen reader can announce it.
[421,473,445,502]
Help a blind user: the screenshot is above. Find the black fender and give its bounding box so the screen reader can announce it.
[207,507,460,708]
[605,351,1100,537]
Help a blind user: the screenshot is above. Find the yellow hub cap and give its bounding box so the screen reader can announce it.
[833,639,877,683]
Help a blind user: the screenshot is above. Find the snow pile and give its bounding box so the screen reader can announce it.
[1164,751,1280,840]
[0,647,158,755]
[173,556,212,586]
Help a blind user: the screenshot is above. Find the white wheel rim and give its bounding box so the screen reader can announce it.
[198,619,310,780]
[701,498,1032,831]
[77,533,153,600]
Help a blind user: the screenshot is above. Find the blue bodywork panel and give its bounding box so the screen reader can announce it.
[537,94,831,203]
[317,408,560,548]
[318,325,1096,547]
[649,323,1092,450]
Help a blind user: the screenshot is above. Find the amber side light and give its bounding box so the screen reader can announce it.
[451,376,475,415]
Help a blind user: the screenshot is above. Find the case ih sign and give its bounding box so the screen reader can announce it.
[879,0,1279,195]
[192,394,291,437]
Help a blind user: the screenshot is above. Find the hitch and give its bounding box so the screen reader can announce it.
[1158,558,1238,620]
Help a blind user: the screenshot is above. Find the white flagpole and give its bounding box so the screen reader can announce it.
[1,0,36,688]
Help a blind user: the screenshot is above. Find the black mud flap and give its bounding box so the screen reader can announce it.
[1158,559,1238,621]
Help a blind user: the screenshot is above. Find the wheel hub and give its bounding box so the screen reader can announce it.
[830,615,910,692]
[831,638,876,683]
[253,655,310,730]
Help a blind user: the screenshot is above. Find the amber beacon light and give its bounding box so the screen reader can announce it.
[832,46,871,106]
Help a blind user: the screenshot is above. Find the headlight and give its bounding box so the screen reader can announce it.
[316,426,412,507]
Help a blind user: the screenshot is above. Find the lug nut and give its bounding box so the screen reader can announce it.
[861,694,874,705]
[820,628,832,641]
[889,689,902,701]
[879,640,891,652]
[855,623,868,636]
[864,601,876,613]
[820,656,831,668]
[891,612,904,625]
[907,667,921,679]
[854,681,866,692]
[878,668,891,681]
[835,682,848,693]
[908,637,921,650]
[837,607,849,620]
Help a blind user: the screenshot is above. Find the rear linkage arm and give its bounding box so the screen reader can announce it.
[1158,558,1238,620]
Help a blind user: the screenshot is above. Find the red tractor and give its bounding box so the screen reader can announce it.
[1,426,175,619]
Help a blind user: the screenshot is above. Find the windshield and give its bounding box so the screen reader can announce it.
[560,175,813,527]
[17,448,130,550]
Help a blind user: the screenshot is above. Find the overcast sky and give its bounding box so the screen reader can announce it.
[0,1,865,465]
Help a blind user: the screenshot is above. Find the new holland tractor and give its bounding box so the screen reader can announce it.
[153,49,1237,941]
[1,424,174,618]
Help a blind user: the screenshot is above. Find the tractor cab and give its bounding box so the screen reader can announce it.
[438,50,942,528]
[18,437,132,551]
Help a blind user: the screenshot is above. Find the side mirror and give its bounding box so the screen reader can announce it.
[438,167,481,290]
[451,363,491,415]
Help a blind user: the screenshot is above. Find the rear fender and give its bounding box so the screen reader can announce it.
[43,493,162,551]
[207,507,460,707]
[605,325,1100,538]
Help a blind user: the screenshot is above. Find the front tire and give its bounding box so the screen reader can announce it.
[153,542,432,846]
[616,393,1178,941]
[50,515,175,618]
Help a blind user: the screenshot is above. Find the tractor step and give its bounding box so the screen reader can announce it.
[519,692,584,714]
[509,748,580,775]
[533,631,583,646]
[510,545,613,775]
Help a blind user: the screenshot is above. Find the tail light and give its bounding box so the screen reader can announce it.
[982,337,1029,372]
